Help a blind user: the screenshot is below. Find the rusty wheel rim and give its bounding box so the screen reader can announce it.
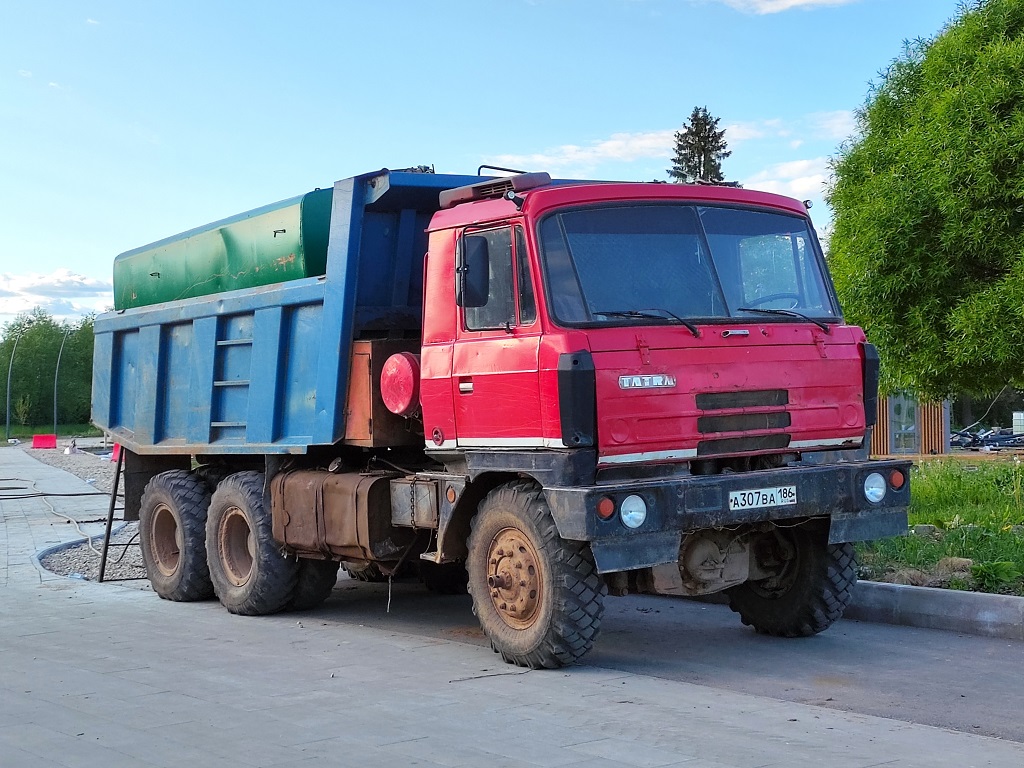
[150,503,182,577]
[220,506,254,587]
[486,527,543,630]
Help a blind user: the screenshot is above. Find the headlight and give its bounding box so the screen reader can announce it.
[620,495,648,528]
[864,473,887,504]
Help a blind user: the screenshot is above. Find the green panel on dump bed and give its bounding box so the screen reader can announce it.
[113,188,333,309]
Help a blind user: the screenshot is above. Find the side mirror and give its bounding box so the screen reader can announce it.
[457,235,489,308]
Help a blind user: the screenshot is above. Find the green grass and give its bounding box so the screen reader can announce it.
[858,458,1024,595]
[2,423,102,443]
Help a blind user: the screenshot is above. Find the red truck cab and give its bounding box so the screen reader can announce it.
[396,173,908,669]
[422,177,869,465]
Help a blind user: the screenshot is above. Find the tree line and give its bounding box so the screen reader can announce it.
[671,0,1022,411]
[1,308,95,428]
[828,0,1024,402]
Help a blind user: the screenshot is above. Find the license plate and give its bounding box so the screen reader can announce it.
[728,485,797,511]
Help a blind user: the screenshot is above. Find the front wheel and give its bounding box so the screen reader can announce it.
[467,481,606,669]
[206,472,299,615]
[726,525,856,637]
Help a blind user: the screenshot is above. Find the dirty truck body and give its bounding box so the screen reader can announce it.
[92,169,909,668]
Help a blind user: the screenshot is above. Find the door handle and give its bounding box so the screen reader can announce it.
[458,377,474,394]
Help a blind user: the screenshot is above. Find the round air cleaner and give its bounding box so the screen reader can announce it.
[380,352,421,417]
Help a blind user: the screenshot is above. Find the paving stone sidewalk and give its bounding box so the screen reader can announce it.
[2,447,1023,768]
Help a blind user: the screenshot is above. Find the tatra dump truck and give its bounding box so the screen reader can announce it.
[92,168,910,669]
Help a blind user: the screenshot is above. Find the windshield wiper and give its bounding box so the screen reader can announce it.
[593,309,700,338]
[736,307,831,334]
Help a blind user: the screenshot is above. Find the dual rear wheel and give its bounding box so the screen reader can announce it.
[139,470,337,614]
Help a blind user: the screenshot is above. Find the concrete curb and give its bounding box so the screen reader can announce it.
[31,522,127,579]
[846,580,1024,641]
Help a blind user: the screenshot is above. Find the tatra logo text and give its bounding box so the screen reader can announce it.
[618,374,677,389]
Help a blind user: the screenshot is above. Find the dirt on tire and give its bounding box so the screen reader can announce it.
[466,480,606,669]
[206,471,299,615]
[139,470,215,601]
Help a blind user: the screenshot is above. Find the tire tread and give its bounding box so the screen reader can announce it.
[468,480,606,669]
[206,471,298,616]
[728,529,856,638]
[139,470,214,602]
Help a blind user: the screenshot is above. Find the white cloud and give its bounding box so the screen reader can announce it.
[86,18,100,25]
[48,82,60,89]
[492,130,674,173]
[715,0,859,14]
[742,157,830,198]
[4,269,112,298]
[810,110,855,140]
[724,121,766,141]
[493,110,856,177]
[728,112,854,145]
[0,269,112,327]
[17,69,32,78]
[724,118,790,141]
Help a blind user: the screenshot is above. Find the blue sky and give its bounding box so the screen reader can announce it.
[1,0,963,328]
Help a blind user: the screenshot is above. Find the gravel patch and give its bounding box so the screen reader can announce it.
[22,438,148,587]
[39,522,148,584]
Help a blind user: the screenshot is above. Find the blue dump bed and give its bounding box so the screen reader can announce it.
[92,170,484,455]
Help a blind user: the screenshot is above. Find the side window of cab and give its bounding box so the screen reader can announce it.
[458,226,536,331]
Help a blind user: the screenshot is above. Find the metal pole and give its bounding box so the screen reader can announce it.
[98,446,125,583]
[5,328,26,441]
[53,327,70,436]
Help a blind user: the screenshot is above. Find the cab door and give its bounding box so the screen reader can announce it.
[452,225,544,447]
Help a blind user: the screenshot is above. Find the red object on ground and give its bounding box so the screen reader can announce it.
[31,434,57,449]
[111,443,121,462]
[380,352,421,417]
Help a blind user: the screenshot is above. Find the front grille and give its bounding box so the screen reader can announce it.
[698,412,791,434]
[697,434,791,456]
[695,389,788,409]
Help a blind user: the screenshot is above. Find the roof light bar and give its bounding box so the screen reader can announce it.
[439,172,552,210]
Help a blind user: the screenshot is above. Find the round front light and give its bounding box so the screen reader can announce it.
[864,473,887,504]
[620,495,648,529]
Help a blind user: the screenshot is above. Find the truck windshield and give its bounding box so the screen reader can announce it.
[538,203,838,326]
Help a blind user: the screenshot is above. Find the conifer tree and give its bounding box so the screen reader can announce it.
[667,106,731,183]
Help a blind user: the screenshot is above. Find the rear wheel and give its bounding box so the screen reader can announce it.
[467,481,605,669]
[206,472,298,615]
[420,561,469,595]
[288,559,340,611]
[139,470,214,601]
[726,525,856,637]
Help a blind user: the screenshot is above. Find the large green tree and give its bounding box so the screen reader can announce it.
[828,0,1024,400]
[1,308,95,429]
[667,106,731,183]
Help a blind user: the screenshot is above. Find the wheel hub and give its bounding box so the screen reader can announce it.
[750,530,800,597]
[486,528,542,629]
[151,503,181,578]
[220,507,254,587]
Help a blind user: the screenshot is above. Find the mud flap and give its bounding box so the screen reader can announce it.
[588,531,681,574]
[828,508,909,543]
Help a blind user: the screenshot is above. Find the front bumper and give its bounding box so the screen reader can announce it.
[543,459,910,573]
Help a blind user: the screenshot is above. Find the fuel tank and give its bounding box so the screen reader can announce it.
[112,188,333,309]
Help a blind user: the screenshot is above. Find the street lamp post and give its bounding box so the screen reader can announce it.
[5,322,33,441]
[53,326,71,436]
